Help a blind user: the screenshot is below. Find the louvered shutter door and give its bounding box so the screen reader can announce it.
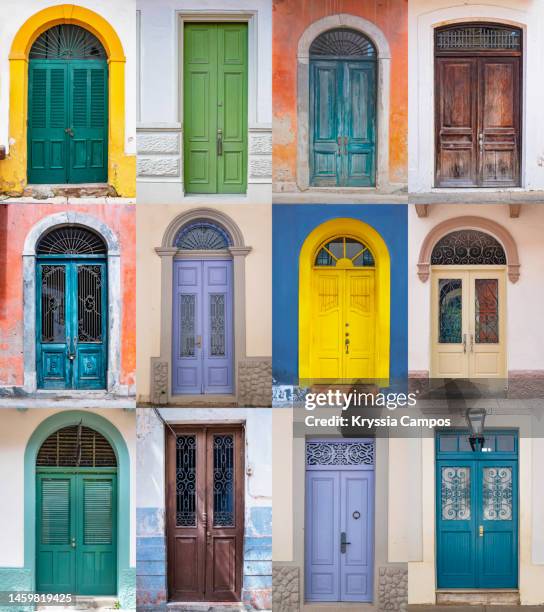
[28,62,68,183]
[36,476,76,593]
[77,475,117,595]
[68,62,108,183]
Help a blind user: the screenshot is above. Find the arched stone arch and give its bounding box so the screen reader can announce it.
[417,216,520,283]
[299,218,391,380]
[22,212,123,393]
[296,14,391,191]
[152,209,252,405]
[2,4,135,196]
[23,410,133,607]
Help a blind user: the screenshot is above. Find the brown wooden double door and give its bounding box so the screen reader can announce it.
[166,425,244,602]
[435,54,521,187]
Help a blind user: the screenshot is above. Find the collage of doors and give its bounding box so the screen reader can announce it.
[1,0,544,611]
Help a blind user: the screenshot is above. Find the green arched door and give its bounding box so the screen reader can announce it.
[28,25,108,184]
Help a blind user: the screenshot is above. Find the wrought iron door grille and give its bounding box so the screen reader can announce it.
[306,440,375,466]
[37,425,117,467]
[37,226,107,255]
[41,265,66,342]
[310,28,377,59]
[213,435,235,526]
[435,25,521,51]
[77,265,103,342]
[174,221,232,250]
[30,25,107,59]
[431,230,506,266]
[176,436,197,527]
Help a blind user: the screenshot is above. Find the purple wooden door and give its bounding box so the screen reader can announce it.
[305,440,374,602]
[172,259,233,394]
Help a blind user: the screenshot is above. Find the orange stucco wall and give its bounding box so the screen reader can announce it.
[0,203,136,388]
[273,0,408,188]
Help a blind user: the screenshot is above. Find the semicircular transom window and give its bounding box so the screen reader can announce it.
[435,24,522,52]
[174,221,232,250]
[36,425,117,467]
[431,230,507,266]
[37,226,107,255]
[310,28,377,59]
[315,236,375,267]
[30,24,107,60]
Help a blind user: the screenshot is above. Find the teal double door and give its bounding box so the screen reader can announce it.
[436,431,518,589]
[310,58,376,187]
[37,258,107,390]
[36,471,117,595]
[28,59,108,184]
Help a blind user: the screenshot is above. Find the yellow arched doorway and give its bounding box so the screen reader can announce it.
[299,218,390,382]
[3,4,135,196]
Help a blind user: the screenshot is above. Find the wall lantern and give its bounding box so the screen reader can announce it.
[466,407,486,451]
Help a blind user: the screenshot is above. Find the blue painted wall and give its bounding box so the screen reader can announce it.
[272,204,408,384]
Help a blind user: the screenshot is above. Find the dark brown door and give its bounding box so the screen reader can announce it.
[166,425,244,602]
[435,24,521,188]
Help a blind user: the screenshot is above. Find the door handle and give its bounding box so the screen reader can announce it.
[479,525,484,537]
[469,333,474,352]
[463,333,467,353]
[345,336,350,355]
[340,531,351,554]
[337,136,342,156]
[71,537,76,548]
[479,132,484,152]
[343,136,348,155]
[65,127,74,138]
[195,335,202,348]
[217,129,223,156]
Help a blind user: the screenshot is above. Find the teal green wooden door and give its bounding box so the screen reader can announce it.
[27,24,108,185]
[37,472,117,595]
[309,29,377,187]
[183,23,248,194]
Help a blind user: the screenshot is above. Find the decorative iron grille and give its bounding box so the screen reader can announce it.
[438,278,462,344]
[213,435,234,527]
[41,265,66,343]
[210,294,226,356]
[78,265,103,342]
[176,436,197,527]
[431,230,506,266]
[315,237,375,267]
[30,25,107,60]
[37,226,107,255]
[483,467,513,520]
[306,440,375,466]
[310,28,376,58]
[37,425,117,467]
[435,25,521,52]
[175,221,231,250]
[441,466,471,520]
[179,295,196,357]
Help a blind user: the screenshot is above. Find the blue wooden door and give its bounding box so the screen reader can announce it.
[305,440,374,602]
[310,59,376,187]
[37,260,107,390]
[172,260,233,395]
[436,431,518,588]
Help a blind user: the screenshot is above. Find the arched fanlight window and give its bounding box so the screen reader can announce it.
[37,226,107,255]
[431,230,506,266]
[30,25,107,60]
[310,28,377,59]
[174,221,232,250]
[36,424,117,467]
[435,23,522,52]
[315,236,375,267]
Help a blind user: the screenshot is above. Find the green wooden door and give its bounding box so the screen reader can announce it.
[28,60,108,184]
[183,23,248,194]
[37,471,117,595]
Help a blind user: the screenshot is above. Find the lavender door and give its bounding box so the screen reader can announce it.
[173,259,233,394]
[305,439,375,602]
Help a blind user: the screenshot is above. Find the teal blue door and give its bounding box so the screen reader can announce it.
[27,25,108,184]
[436,431,518,588]
[309,29,377,187]
[36,471,117,595]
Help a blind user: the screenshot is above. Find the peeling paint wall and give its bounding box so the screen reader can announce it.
[136,408,272,609]
[273,0,408,190]
[0,203,136,390]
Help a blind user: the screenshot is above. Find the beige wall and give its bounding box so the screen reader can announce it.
[136,203,272,401]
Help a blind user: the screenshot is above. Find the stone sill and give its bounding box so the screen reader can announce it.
[410,189,544,205]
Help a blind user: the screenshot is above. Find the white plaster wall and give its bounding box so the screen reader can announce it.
[408,0,544,193]
[407,412,544,604]
[137,408,272,511]
[409,204,544,374]
[0,408,136,567]
[0,0,137,156]
[136,0,272,203]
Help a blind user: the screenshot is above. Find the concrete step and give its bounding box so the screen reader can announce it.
[166,603,247,612]
[436,590,520,606]
[24,183,118,198]
[36,596,124,611]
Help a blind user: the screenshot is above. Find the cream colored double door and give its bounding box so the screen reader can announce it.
[431,268,506,378]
